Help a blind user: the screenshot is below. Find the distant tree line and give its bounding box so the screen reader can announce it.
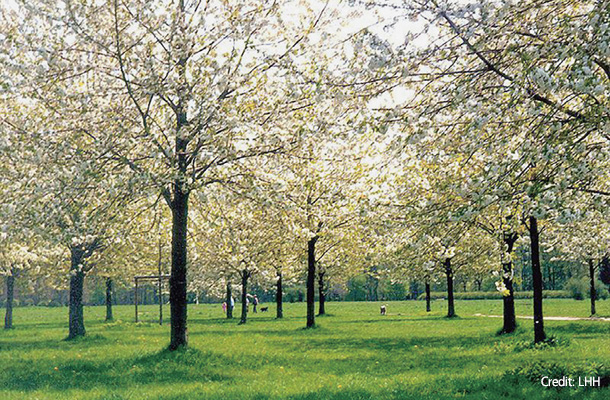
[4,256,609,308]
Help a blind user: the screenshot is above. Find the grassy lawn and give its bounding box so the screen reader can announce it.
[0,299,608,399]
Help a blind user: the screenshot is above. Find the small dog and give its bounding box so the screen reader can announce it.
[380,305,387,316]
[260,307,269,312]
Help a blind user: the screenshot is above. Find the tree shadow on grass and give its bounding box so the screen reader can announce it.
[188,316,304,326]
[156,388,378,400]
[287,388,376,400]
[265,336,499,377]
[4,320,67,330]
[549,322,610,335]
[0,334,111,352]
[152,375,542,400]
[286,335,490,353]
[0,346,233,393]
[0,338,66,352]
[191,326,327,338]
[334,316,450,324]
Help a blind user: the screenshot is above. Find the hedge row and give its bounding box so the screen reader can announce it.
[416,290,571,301]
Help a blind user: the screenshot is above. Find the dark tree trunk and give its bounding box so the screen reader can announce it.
[588,259,596,316]
[166,43,191,347]
[4,272,14,329]
[68,247,86,339]
[366,272,379,301]
[306,236,317,328]
[601,256,610,285]
[529,216,546,343]
[276,271,283,319]
[169,173,189,350]
[501,233,517,334]
[545,264,552,290]
[445,258,455,318]
[226,280,233,319]
[462,281,466,291]
[167,0,191,350]
[475,279,482,291]
[501,269,517,334]
[105,278,113,321]
[318,271,326,316]
[239,269,249,324]
[425,280,431,313]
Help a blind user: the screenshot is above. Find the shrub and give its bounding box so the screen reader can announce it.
[593,280,609,300]
[565,277,588,300]
[417,290,571,300]
[23,299,35,307]
[565,277,609,300]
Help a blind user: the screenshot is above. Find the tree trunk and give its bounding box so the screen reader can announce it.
[239,269,249,324]
[276,271,283,319]
[501,267,516,334]
[445,258,455,318]
[169,176,189,350]
[68,247,86,339]
[226,280,233,319]
[588,258,596,316]
[425,279,431,313]
[501,234,517,334]
[529,216,546,343]
[4,272,14,329]
[167,36,191,346]
[105,278,113,321]
[318,271,326,316]
[306,236,317,328]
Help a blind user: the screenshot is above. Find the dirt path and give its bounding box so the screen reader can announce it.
[473,313,610,322]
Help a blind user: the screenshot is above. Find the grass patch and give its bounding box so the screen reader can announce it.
[0,299,608,399]
[506,361,610,388]
[492,334,571,354]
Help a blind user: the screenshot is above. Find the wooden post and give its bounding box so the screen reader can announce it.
[159,277,163,325]
[135,278,139,323]
[158,269,163,326]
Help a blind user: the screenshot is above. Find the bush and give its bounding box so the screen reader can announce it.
[594,280,609,300]
[565,277,609,300]
[23,299,35,307]
[566,277,588,300]
[416,290,571,301]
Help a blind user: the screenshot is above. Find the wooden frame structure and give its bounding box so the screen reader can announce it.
[134,274,170,324]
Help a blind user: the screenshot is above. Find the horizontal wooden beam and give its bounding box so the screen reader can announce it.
[135,275,171,281]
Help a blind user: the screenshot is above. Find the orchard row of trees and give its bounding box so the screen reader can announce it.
[2,0,610,347]
[4,250,605,308]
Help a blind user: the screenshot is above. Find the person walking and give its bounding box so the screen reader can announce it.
[253,295,259,313]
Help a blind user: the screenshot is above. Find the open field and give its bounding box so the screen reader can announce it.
[1,299,609,399]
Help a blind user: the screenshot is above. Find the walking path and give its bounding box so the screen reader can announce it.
[473,313,610,322]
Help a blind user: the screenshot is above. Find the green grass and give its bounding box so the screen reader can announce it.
[0,299,609,399]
